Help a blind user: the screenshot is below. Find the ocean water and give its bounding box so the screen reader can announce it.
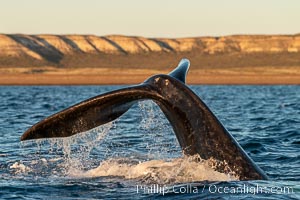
[0,85,299,199]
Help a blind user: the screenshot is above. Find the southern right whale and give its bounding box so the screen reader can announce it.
[21,59,268,180]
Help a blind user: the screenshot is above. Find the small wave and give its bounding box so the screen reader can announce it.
[291,140,300,145]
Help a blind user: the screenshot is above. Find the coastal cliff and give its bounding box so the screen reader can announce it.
[0,34,300,70]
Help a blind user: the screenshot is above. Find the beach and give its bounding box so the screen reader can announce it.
[1,66,299,85]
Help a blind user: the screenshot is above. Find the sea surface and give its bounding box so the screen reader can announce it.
[0,85,299,199]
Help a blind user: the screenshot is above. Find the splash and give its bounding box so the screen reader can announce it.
[46,121,114,174]
[17,121,113,176]
[73,155,238,184]
[138,101,181,159]
[16,100,238,184]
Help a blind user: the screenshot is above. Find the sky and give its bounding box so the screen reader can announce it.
[0,0,299,38]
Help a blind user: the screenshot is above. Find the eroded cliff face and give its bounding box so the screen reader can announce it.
[0,34,300,68]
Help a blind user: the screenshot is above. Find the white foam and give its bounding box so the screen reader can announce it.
[69,155,239,184]
[10,162,31,174]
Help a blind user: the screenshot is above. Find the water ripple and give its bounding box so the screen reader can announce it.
[0,85,299,199]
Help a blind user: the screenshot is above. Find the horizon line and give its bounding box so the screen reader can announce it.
[1,32,300,39]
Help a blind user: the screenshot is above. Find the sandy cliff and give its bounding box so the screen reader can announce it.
[0,34,300,69]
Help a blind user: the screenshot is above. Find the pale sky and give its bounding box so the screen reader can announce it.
[0,0,299,38]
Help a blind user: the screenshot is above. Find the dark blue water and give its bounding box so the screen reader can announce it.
[0,85,299,199]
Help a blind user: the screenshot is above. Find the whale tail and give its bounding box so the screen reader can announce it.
[20,58,268,180]
[20,59,190,141]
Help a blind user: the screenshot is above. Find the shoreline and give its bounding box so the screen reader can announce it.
[1,74,299,85]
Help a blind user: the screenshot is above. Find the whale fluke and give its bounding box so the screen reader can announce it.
[21,59,268,180]
[168,58,190,83]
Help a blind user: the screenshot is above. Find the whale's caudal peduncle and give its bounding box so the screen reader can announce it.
[21,59,268,180]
